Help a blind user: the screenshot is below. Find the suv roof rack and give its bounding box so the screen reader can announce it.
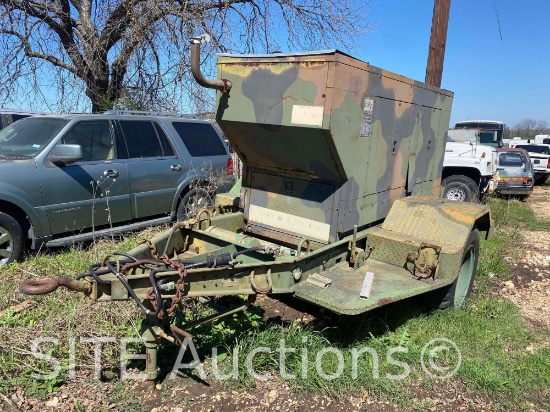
[103,110,197,119]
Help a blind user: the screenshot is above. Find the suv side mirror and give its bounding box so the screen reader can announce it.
[50,144,82,165]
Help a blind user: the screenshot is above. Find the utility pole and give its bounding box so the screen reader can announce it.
[425,0,451,87]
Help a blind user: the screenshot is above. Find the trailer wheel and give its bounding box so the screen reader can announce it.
[442,175,477,202]
[0,212,25,265]
[439,228,480,309]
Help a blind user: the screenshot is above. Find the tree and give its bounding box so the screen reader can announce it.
[0,0,372,113]
[511,118,550,139]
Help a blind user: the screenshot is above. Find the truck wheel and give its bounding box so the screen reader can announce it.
[534,176,548,185]
[176,188,213,221]
[439,229,480,309]
[0,212,25,265]
[442,175,477,202]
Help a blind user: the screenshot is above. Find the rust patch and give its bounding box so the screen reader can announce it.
[377,297,395,306]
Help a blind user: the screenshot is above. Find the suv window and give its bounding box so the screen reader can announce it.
[0,117,68,158]
[499,152,524,167]
[119,120,175,158]
[62,120,115,162]
[172,122,226,157]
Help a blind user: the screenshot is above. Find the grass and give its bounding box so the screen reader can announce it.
[0,196,549,410]
[208,195,550,409]
[208,297,549,409]
[0,226,168,397]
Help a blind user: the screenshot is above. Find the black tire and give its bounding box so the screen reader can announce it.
[438,229,480,309]
[0,212,25,265]
[516,194,530,202]
[442,175,478,202]
[534,176,548,186]
[176,188,213,221]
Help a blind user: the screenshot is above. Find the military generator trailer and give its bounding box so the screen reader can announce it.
[20,35,491,388]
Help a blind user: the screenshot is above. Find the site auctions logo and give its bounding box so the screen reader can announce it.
[29,336,462,382]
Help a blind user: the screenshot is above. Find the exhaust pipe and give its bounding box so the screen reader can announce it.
[189,34,232,92]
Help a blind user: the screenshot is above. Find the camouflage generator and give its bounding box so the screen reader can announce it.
[20,34,491,387]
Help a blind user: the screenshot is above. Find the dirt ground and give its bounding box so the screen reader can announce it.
[2,188,550,412]
[497,186,550,330]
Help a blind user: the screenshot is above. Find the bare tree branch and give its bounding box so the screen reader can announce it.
[0,0,373,112]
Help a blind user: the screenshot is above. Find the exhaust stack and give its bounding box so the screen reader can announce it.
[189,34,232,92]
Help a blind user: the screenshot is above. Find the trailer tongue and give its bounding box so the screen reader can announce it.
[20,35,491,388]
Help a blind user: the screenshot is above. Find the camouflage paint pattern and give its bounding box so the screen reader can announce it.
[213,51,453,245]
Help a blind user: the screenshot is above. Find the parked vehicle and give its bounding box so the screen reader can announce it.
[451,120,505,147]
[508,142,550,185]
[442,120,503,202]
[495,148,534,199]
[0,110,234,264]
[442,140,498,202]
[0,108,47,130]
[534,135,550,145]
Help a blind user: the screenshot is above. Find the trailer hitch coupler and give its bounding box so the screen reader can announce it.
[19,277,92,295]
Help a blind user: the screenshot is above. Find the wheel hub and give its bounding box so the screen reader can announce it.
[446,187,466,201]
[0,228,14,265]
[185,194,208,216]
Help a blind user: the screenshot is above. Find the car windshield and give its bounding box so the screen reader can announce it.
[516,145,550,155]
[0,118,68,158]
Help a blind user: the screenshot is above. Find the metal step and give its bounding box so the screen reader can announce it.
[292,259,452,315]
[45,217,172,247]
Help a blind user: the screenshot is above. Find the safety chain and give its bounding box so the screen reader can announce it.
[141,238,187,319]
[139,238,159,258]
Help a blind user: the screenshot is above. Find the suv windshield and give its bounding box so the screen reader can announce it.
[0,117,68,158]
[516,145,550,155]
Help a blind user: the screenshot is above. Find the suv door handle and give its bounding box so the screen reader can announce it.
[171,164,182,171]
[103,169,119,178]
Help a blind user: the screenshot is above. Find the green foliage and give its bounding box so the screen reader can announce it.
[213,296,548,410]
[487,196,550,231]
[171,298,264,355]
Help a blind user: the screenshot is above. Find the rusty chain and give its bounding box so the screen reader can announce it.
[138,238,159,259]
[140,238,187,319]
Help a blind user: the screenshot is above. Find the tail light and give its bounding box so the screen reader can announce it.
[524,178,533,185]
[547,159,550,168]
[226,157,234,175]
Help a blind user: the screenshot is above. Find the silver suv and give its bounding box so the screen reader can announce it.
[0,110,234,264]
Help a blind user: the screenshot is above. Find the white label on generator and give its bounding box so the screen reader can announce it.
[360,271,375,300]
[291,105,324,127]
[248,204,330,242]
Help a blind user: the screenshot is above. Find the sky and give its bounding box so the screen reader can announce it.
[6,0,549,129]
[351,0,550,129]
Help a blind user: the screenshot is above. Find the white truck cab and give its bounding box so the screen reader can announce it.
[442,140,499,201]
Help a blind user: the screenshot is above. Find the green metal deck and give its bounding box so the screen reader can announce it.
[292,259,452,315]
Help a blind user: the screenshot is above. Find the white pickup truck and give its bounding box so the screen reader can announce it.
[442,128,499,202]
[509,140,550,185]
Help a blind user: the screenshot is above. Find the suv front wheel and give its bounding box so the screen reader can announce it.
[0,212,25,265]
[176,188,213,221]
